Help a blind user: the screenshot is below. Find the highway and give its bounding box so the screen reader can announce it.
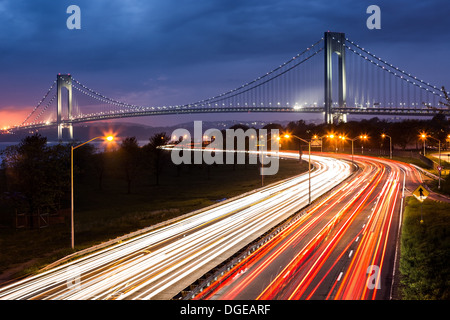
[196,154,429,300]
[0,153,352,300]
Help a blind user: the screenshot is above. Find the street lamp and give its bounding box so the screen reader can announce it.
[327,134,338,153]
[420,132,427,156]
[284,134,311,204]
[71,135,114,249]
[448,135,450,158]
[339,135,346,153]
[381,133,392,159]
[359,135,368,154]
[422,133,442,190]
[345,135,368,164]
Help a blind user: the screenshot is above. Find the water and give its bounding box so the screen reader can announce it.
[0,141,66,152]
[0,142,16,153]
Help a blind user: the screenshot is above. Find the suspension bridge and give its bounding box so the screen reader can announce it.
[8,32,449,140]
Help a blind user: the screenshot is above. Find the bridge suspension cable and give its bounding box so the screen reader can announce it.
[30,93,57,124]
[14,33,450,132]
[72,78,149,112]
[65,38,325,120]
[19,80,57,126]
[344,38,446,112]
[185,38,324,109]
[346,38,447,97]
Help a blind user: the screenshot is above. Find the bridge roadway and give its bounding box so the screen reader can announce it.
[195,154,439,300]
[0,153,352,300]
[11,105,450,132]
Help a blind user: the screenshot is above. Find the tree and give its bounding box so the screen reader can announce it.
[144,132,170,186]
[429,114,449,143]
[390,120,420,150]
[92,152,107,190]
[118,137,141,194]
[72,143,96,183]
[0,134,70,227]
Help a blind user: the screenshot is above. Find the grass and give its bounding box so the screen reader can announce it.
[399,197,450,300]
[426,173,450,196]
[0,158,308,279]
[389,155,429,168]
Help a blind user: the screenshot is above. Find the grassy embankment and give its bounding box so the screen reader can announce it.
[0,159,308,279]
[399,197,450,299]
[369,151,450,299]
[426,154,450,196]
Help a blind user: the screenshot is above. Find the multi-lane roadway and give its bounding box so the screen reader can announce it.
[0,153,352,300]
[0,151,439,300]
[195,154,433,300]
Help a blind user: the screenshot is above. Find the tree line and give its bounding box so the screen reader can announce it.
[0,115,449,227]
[281,114,449,151]
[0,132,171,227]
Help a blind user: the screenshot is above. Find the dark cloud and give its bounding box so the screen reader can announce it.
[0,0,449,126]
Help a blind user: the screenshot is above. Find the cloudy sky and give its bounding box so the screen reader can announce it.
[0,0,449,128]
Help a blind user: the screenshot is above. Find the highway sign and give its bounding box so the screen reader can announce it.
[412,185,429,202]
[311,138,322,147]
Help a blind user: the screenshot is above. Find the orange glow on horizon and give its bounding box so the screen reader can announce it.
[0,109,30,128]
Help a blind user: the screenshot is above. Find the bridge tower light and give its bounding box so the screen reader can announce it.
[324,31,346,124]
[57,74,73,141]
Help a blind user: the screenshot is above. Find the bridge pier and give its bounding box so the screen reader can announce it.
[324,32,347,124]
[57,74,74,141]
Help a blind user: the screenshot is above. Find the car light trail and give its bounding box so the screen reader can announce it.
[196,159,380,300]
[0,153,352,300]
[198,154,420,301]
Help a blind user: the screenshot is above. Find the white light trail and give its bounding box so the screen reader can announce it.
[0,154,351,300]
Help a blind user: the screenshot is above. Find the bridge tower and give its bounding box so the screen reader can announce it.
[56,74,73,141]
[324,32,347,124]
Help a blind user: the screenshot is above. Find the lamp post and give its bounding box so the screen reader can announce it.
[284,134,311,204]
[339,135,346,153]
[420,133,427,156]
[360,135,368,154]
[348,137,357,164]
[345,135,368,164]
[328,134,338,153]
[381,134,392,159]
[424,134,442,190]
[71,135,114,249]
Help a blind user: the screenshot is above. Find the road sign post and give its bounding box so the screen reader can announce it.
[412,185,429,224]
[420,202,423,224]
[412,185,429,203]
